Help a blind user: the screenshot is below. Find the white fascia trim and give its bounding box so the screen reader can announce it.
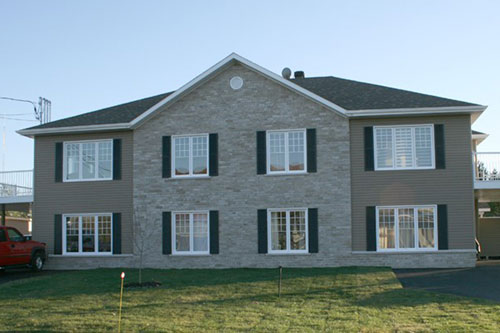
[130,53,348,129]
[346,105,487,118]
[0,195,33,204]
[472,133,489,145]
[17,123,130,138]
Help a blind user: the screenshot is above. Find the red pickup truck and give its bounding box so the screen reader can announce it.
[0,226,47,271]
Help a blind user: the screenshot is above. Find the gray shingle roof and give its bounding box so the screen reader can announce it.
[26,92,173,130]
[24,76,478,131]
[291,76,478,110]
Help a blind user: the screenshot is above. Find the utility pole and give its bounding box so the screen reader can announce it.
[0,96,52,124]
[36,97,51,124]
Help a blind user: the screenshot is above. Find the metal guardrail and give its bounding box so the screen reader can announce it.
[475,152,500,181]
[0,170,33,197]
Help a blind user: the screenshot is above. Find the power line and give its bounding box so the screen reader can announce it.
[0,96,51,124]
[0,116,37,122]
[0,96,37,109]
[0,113,32,116]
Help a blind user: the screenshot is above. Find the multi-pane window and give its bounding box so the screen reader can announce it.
[268,208,308,253]
[173,135,208,177]
[64,140,113,181]
[374,125,434,170]
[63,214,112,255]
[173,212,209,254]
[377,206,437,251]
[98,215,112,252]
[267,130,306,173]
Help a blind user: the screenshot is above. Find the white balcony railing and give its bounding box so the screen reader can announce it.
[0,170,33,198]
[475,152,500,184]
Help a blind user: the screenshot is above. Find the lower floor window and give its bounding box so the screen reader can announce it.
[173,211,209,254]
[377,205,437,251]
[63,214,112,254]
[268,208,308,253]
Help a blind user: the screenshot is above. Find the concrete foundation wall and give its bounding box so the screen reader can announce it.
[45,250,476,269]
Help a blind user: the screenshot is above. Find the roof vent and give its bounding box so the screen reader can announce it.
[281,67,292,79]
[294,71,305,79]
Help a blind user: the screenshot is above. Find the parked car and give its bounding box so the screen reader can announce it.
[0,226,47,271]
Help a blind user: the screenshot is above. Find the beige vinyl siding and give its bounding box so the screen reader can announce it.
[350,115,474,251]
[32,131,134,254]
[478,218,500,257]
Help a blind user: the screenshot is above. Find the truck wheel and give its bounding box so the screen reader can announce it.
[31,253,44,272]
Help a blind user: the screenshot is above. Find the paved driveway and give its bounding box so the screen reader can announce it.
[394,261,500,302]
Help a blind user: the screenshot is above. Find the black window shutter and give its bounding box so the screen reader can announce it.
[112,213,122,254]
[162,212,172,255]
[366,206,376,251]
[438,204,448,250]
[209,210,219,254]
[308,208,319,253]
[162,136,171,178]
[307,129,317,173]
[257,209,268,253]
[256,131,267,175]
[54,214,62,254]
[434,124,446,169]
[209,133,218,176]
[55,142,63,182]
[364,127,374,171]
[113,139,122,180]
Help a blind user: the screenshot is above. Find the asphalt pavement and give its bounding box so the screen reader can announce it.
[394,261,500,302]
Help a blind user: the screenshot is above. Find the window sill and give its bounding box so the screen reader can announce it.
[265,252,311,256]
[63,178,114,183]
[351,249,476,254]
[264,172,309,177]
[170,253,211,257]
[169,176,212,180]
[373,167,436,172]
[376,249,438,253]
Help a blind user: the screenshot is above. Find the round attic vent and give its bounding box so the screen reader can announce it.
[230,76,243,90]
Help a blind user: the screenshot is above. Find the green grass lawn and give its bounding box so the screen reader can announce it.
[1,267,499,332]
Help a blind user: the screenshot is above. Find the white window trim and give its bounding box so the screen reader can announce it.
[62,213,113,256]
[171,134,209,178]
[266,129,307,175]
[267,208,309,254]
[63,139,113,182]
[172,211,210,255]
[373,124,435,171]
[376,205,438,252]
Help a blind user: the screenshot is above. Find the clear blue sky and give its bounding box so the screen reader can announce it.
[1,0,499,170]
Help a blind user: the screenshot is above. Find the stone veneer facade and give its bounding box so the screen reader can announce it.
[132,63,352,268]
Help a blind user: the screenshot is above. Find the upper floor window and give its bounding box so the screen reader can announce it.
[173,135,208,177]
[267,130,306,174]
[377,205,437,251]
[64,140,113,181]
[374,125,434,170]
